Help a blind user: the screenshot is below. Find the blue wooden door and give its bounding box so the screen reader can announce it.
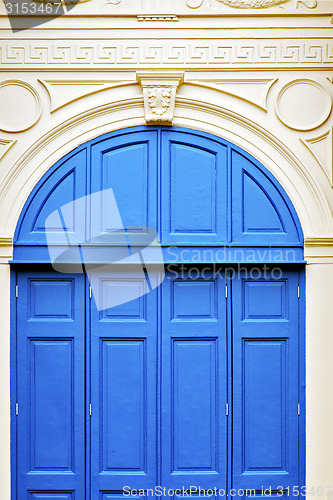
[15,267,301,499]
[16,270,85,500]
[13,127,304,500]
[231,269,300,492]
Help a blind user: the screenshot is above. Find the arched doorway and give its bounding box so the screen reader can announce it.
[11,127,305,499]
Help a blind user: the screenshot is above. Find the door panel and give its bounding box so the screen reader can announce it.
[161,130,228,245]
[231,271,299,491]
[161,270,228,490]
[230,150,301,245]
[89,269,158,496]
[90,130,158,241]
[16,271,85,499]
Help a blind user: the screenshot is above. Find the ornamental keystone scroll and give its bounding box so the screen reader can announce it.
[137,73,184,125]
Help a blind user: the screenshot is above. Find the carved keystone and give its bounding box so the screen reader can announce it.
[137,72,184,125]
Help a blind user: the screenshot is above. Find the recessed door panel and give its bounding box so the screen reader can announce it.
[90,130,158,241]
[161,270,227,490]
[101,339,146,472]
[29,339,74,471]
[90,269,158,495]
[161,130,228,245]
[16,271,85,498]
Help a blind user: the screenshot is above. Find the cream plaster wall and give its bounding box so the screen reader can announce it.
[0,4,332,499]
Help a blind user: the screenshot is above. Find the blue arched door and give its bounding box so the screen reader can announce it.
[12,127,305,500]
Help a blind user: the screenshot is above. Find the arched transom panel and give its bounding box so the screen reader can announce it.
[14,127,303,263]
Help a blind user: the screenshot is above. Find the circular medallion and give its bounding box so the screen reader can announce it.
[0,80,42,133]
[275,79,332,131]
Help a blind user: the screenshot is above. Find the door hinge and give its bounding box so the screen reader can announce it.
[15,285,18,298]
[298,403,301,416]
[15,403,19,416]
[298,285,300,299]
[226,403,229,416]
[89,404,92,417]
[89,286,92,300]
[225,284,228,299]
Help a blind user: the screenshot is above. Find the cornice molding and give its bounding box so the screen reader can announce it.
[0,237,13,261]
[305,238,333,247]
[304,238,333,263]
[0,238,13,247]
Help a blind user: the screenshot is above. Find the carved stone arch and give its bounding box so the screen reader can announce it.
[0,91,331,246]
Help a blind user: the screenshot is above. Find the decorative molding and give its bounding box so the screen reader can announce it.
[0,237,13,261]
[0,40,332,69]
[304,236,333,265]
[185,78,277,110]
[210,0,289,8]
[137,14,179,21]
[0,237,13,247]
[0,138,16,161]
[301,128,333,186]
[304,237,333,264]
[186,0,204,7]
[186,0,319,8]
[18,0,328,14]
[137,72,184,125]
[305,237,333,247]
[31,0,91,3]
[39,78,136,112]
[296,0,317,8]
[0,80,42,133]
[0,0,328,15]
[275,79,332,131]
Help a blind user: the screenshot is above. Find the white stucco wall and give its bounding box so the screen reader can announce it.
[0,4,332,498]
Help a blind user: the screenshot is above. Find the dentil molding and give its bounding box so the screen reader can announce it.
[137,72,184,125]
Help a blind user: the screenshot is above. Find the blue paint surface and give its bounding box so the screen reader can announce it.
[14,268,303,498]
[16,271,85,498]
[232,271,300,490]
